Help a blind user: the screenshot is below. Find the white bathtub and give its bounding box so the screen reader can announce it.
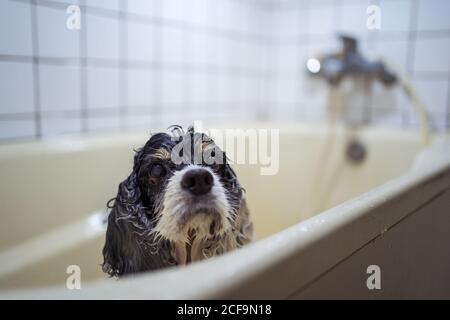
[0,122,450,299]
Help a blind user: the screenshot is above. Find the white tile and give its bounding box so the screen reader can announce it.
[216,75,234,103]
[41,116,81,136]
[127,0,157,16]
[158,106,184,123]
[0,119,35,140]
[306,0,334,6]
[0,1,32,56]
[373,111,403,127]
[241,78,260,103]
[338,1,371,37]
[190,32,210,65]
[159,109,190,127]
[265,11,298,39]
[86,14,119,60]
[378,0,411,33]
[127,114,154,131]
[232,42,252,69]
[190,73,209,104]
[88,113,121,132]
[301,80,329,107]
[204,35,226,66]
[203,74,220,103]
[217,38,233,68]
[255,9,276,38]
[375,39,409,73]
[274,46,304,71]
[207,37,229,66]
[370,83,403,120]
[127,22,155,61]
[127,104,152,117]
[127,69,153,106]
[359,35,378,57]
[86,67,120,109]
[303,103,327,122]
[87,0,119,11]
[229,76,246,103]
[308,4,336,36]
[273,102,300,121]
[37,5,80,57]
[161,28,188,64]
[404,78,449,129]
[229,41,252,69]
[161,0,190,21]
[273,78,301,104]
[45,0,79,3]
[39,65,81,112]
[417,0,450,31]
[207,0,228,29]
[248,43,266,70]
[402,97,420,126]
[189,0,210,26]
[428,113,448,130]
[305,38,340,60]
[161,72,185,105]
[0,62,34,114]
[229,2,252,34]
[214,0,238,30]
[413,79,448,115]
[414,38,450,73]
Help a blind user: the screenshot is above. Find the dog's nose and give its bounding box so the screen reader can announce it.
[181,168,213,196]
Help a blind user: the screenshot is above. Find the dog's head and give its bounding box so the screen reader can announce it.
[102,126,253,276]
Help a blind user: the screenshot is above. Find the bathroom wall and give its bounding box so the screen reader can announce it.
[0,0,268,141]
[0,0,449,142]
[267,0,450,130]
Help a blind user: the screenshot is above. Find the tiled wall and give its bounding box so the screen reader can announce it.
[0,0,269,141]
[1,0,449,142]
[266,0,450,130]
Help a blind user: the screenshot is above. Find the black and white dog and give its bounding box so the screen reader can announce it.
[102,126,254,277]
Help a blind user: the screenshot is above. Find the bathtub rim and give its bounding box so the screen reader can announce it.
[0,121,438,156]
[1,139,449,299]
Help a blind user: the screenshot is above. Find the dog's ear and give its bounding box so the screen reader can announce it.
[102,171,145,277]
[102,147,177,276]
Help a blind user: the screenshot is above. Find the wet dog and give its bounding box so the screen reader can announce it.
[102,126,254,277]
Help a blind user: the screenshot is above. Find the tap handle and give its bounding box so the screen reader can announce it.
[339,34,358,55]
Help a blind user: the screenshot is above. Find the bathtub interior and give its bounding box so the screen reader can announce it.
[0,123,424,291]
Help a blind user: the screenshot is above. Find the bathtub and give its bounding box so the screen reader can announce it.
[0,122,449,299]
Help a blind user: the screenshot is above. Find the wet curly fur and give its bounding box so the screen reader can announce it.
[102,127,253,277]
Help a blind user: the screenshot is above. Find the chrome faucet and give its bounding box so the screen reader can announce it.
[306,34,397,86]
[305,34,431,148]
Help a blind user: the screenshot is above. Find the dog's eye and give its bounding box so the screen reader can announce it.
[150,164,165,178]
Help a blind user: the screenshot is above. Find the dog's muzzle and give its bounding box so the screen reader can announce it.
[152,165,232,243]
[180,168,214,196]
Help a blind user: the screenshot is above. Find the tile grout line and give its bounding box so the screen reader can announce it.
[179,3,193,123]
[151,0,163,126]
[447,70,450,128]
[404,0,419,128]
[2,0,449,139]
[79,0,88,134]
[12,0,271,46]
[366,0,380,125]
[30,0,42,138]
[118,0,128,132]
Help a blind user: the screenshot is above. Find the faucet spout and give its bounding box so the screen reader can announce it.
[307,34,397,86]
